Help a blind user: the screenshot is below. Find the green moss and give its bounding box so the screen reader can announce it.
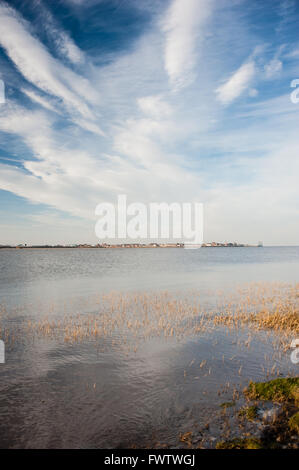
[220,401,236,408]
[238,405,259,421]
[289,411,299,433]
[245,378,299,403]
[216,438,263,449]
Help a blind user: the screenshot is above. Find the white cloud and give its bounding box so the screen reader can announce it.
[162,0,212,91]
[58,34,84,64]
[0,3,99,121]
[46,21,84,65]
[137,95,172,119]
[264,59,282,79]
[34,0,85,65]
[248,88,258,97]
[21,88,60,114]
[73,118,105,137]
[215,60,256,105]
[204,140,299,246]
[0,102,52,140]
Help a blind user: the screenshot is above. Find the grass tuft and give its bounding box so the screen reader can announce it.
[289,411,299,434]
[238,405,259,421]
[245,378,299,403]
[216,438,263,449]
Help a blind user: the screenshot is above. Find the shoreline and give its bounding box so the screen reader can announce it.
[0,244,263,249]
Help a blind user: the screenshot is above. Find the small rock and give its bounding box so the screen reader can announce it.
[258,406,280,423]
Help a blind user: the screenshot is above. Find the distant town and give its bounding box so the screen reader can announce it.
[0,241,263,249]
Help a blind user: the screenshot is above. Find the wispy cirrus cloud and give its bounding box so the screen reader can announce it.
[36,0,85,65]
[161,0,212,91]
[137,95,173,119]
[0,2,101,127]
[21,88,61,114]
[215,59,256,105]
[264,58,282,79]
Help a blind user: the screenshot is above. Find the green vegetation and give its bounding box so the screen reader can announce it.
[289,411,299,433]
[245,378,299,403]
[215,378,299,449]
[238,405,259,421]
[216,438,263,449]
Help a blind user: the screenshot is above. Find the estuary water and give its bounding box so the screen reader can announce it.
[0,247,298,448]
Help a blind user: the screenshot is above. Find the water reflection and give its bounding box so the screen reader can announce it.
[0,248,298,448]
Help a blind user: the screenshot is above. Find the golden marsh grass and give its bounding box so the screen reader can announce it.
[0,282,298,356]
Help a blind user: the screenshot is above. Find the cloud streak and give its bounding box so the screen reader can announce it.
[215,60,256,105]
[162,0,212,91]
[0,2,101,125]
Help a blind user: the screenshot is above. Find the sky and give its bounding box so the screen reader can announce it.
[0,0,298,246]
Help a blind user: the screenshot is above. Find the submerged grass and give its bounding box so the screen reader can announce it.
[1,282,298,349]
[1,282,298,449]
[220,401,236,409]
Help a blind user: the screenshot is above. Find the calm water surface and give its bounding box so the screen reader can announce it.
[0,247,298,448]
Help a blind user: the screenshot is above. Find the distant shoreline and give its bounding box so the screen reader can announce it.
[0,242,263,249]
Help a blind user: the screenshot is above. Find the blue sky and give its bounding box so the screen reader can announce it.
[0,0,298,245]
